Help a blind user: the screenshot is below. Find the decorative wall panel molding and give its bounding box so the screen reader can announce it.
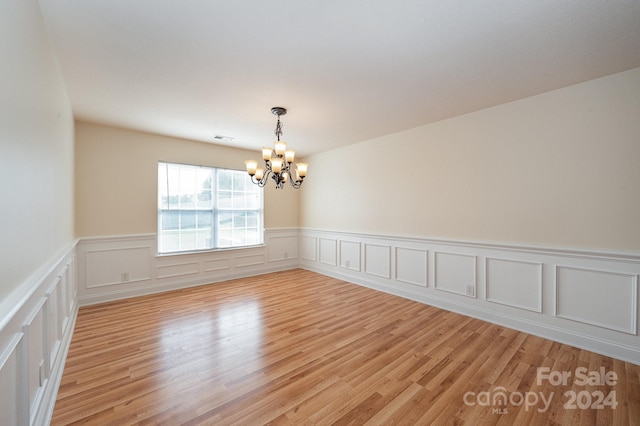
[299,228,640,364]
[23,298,47,424]
[0,242,78,426]
[0,334,25,425]
[340,241,361,271]
[556,266,637,335]
[434,251,477,296]
[485,257,542,312]
[204,258,232,272]
[364,244,392,279]
[319,238,337,266]
[267,234,298,262]
[85,245,152,288]
[156,261,199,279]
[236,253,266,268]
[300,236,317,262]
[77,229,299,306]
[45,280,61,371]
[395,247,428,287]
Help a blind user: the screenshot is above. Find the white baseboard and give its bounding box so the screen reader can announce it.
[79,262,299,306]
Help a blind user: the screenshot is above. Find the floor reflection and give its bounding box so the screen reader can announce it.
[157,299,264,378]
[216,300,263,350]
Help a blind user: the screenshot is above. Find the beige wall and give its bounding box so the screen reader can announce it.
[75,122,299,237]
[300,67,640,253]
[0,0,75,301]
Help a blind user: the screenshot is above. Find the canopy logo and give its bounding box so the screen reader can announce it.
[463,367,618,414]
[463,387,553,413]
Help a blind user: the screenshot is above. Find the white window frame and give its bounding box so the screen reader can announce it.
[157,161,264,254]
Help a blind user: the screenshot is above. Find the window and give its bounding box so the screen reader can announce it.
[158,162,263,253]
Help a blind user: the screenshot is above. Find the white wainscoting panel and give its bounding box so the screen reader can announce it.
[236,253,266,268]
[66,260,77,315]
[556,266,638,335]
[46,279,61,370]
[395,247,428,287]
[319,238,338,266]
[85,246,152,288]
[434,251,477,296]
[204,258,232,272]
[23,299,47,424]
[156,261,199,279]
[486,258,542,312]
[267,234,298,262]
[0,241,78,426]
[58,265,69,334]
[0,334,25,426]
[299,228,640,364]
[300,236,317,262]
[365,244,391,279]
[77,229,299,306]
[340,241,361,271]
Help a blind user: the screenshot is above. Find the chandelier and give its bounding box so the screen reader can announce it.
[244,107,308,189]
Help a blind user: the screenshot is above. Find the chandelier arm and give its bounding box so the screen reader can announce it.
[249,160,271,187]
[261,161,273,186]
[251,176,263,186]
[289,178,302,189]
[286,162,300,187]
[251,171,268,187]
[288,162,303,188]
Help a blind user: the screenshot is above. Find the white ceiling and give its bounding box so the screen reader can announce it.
[38,0,640,156]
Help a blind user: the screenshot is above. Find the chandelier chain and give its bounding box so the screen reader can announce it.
[274,118,283,141]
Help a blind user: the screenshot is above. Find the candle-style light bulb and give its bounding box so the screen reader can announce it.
[244,160,257,176]
[255,168,264,180]
[271,158,283,173]
[274,141,287,156]
[296,162,308,177]
[262,147,273,161]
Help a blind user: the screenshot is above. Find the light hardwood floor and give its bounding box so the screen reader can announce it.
[52,269,639,425]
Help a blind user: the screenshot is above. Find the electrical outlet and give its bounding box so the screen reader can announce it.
[465,284,475,297]
[284,252,288,259]
[345,259,350,268]
[121,272,129,282]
